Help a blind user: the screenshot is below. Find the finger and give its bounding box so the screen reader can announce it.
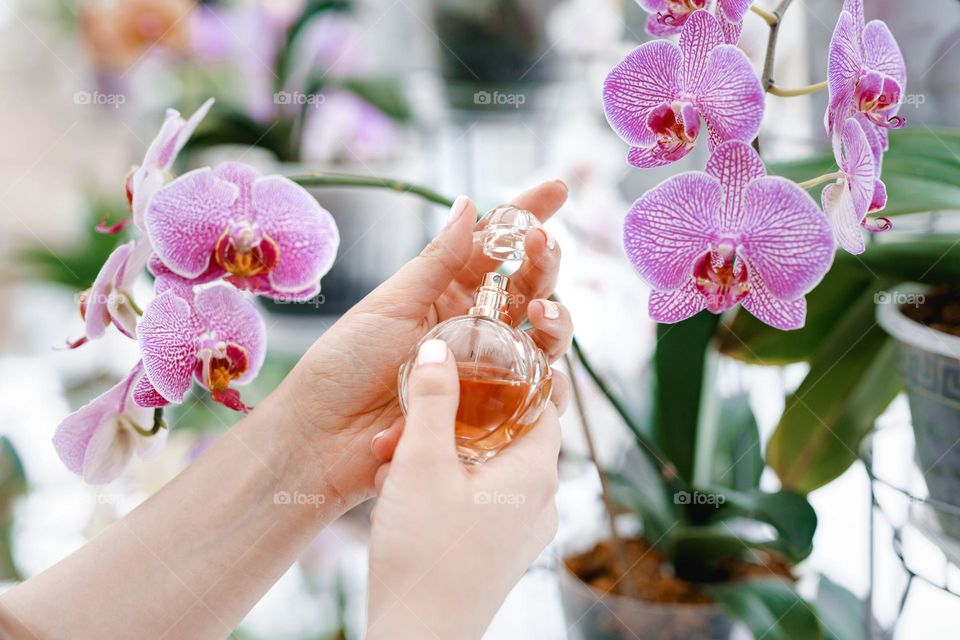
[393,339,461,468]
[482,403,561,483]
[549,369,570,416]
[448,180,568,303]
[506,230,560,325]
[525,299,573,363]
[363,195,476,315]
[374,462,392,494]
[371,417,404,463]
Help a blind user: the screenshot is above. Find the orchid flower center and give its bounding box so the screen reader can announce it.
[214,220,280,279]
[195,337,249,392]
[658,0,707,25]
[854,70,905,129]
[647,101,700,161]
[693,242,750,313]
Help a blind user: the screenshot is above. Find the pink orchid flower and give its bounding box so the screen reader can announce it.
[138,285,266,412]
[127,98,214,230]
[826,0,905,151]
[53,363,168,484]
[636,1,749,43]
[603,10,763,168]
[144,162,339,300]
[68,239,150,348]
[821,118,890,255]
[625,141,835,330]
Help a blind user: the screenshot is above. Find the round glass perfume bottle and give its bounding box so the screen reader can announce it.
[397,205,553,465]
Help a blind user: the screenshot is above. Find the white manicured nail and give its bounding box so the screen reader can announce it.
[417,339,448,365]
[542,300,560,320]
[540,228,557,251]
[447,195,470,226]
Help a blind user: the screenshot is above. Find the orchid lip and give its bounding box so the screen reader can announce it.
[693,245,750,313]
[214,220,280,278]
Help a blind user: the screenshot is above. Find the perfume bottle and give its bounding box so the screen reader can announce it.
[398,205,553,465]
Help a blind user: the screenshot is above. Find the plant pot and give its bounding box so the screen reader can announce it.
[559,565,733,640]
[877,284,960,538]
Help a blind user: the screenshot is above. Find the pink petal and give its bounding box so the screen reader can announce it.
[253,175,340,292]
[603,41,683,147]
[739,177,835,299]
[870,178,887,212]
[740,261,808,330]
[862,21,905,86]
[718,0,751,23]
[193,286,266,384]
[147,98,214,172]
[213,161,260,219]
[627,143,694,168]
[679,10,725,94]
[85,242,132,340]
[696,45,764,147]
[53,379,127,475]
[645,13,683,38]
[842,0,864,41]
[821,182,866,255]
[827,11,863,134]
[720,18,742,45]
[139,291,200,403]
[705,140,766,231]
[228,276,322,302]
[649,279,707,324]
[145,167,238,279]
[133,372,170,408]
[624,172,722,290]
[82,418,135,484]
[149,253,224,289]
[839,118,875,223]
[637,0,667,11]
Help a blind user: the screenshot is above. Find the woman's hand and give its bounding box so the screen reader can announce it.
[366,339,561,640]
[276,181,573,508]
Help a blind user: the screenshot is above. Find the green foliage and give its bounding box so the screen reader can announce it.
[0,437,27,581]
[708,579,825,640]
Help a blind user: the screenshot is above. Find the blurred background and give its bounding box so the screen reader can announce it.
[1,0,960,637]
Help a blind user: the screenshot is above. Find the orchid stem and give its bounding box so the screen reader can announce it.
[768,80,828,97]
[750,4,778,26]
[288,173,455,208]
[797,172,843,189]
[759,0,795,94]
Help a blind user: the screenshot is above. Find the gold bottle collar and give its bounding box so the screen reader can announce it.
[468,272,511,324]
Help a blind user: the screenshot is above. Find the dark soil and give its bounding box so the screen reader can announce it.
[565,538,795,604]
[903,286,960,337]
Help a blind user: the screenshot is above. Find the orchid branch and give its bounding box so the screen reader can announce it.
[768,80,828,97]
[797,172,843,189]
[289,173,455,208]
[759,0,795,94]
[750,4,778,27]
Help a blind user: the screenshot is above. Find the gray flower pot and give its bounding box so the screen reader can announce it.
[878,284,960,538]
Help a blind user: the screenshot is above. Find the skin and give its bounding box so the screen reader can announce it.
[0,181,572,639]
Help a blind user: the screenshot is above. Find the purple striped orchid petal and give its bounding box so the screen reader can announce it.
[53,364,166,484]
[130,99,214,229]
[605,11,761,168]
[718,0,751,24]
[624,172,722,290]
[740,177,835,299]
[822,118,876,254]
[73,239,148,346]
[139,286,266,412]
[626,142,833,330]
[636,2,746,43]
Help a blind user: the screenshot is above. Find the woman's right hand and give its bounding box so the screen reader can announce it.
[366,339,562,640]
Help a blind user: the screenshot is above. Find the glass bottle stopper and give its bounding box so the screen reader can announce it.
[473,204,541,262]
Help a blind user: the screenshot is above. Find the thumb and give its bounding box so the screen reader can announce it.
[367,195,475,312]
[394,339,461,468]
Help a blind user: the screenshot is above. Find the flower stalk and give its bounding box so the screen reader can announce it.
[797,172,844,189]
[289,173,455,208]
[768,80,828,97]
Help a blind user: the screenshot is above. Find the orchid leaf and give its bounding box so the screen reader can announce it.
[766,287,901,493]
[708,579,824,640]
[274,0,351,92]
[0,437,26,581]
[340,77,411,122]
[815,575,869,640]
[707,395,763,491]
[653,312,720,482]
[769,127,960,216]
[706,489,817,563]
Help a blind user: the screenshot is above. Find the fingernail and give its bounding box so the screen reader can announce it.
[446,195,470,227]
[538,227,557,251]
[541,300,560,320]
[553,178,568,194]
[417,339,448,365]
[371,429,388,452]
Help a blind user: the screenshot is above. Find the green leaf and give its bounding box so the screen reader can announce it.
[835,236,960,284]
[0,437,27,581]
[707,395,763,491]
[708,489,818,563]
[766,287,902,493]
[339,77,412,122]
[184,107,297,162]
[814,575,867,640]
[274,0,351,92]
[605,467,676,541]
[769,127,960,216]
[708,579,824,640]
[653,312,720,481]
